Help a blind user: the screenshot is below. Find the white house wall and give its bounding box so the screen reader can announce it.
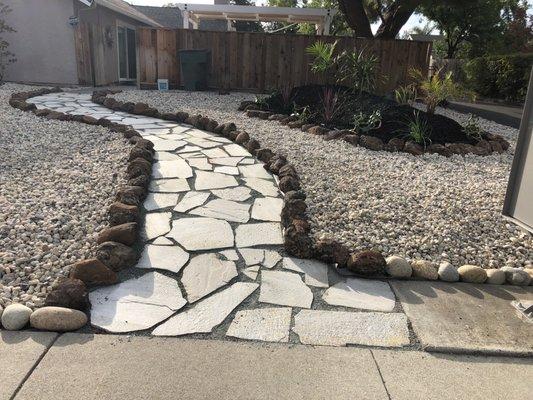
[3,0,79,85]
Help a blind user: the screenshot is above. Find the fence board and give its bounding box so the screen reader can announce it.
[137,28,431,93]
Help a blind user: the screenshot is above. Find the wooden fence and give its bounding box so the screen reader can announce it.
[138,28,432,93]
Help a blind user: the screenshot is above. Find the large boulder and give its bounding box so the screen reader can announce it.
[30,307,88,332]
[314,238,350,267]
[108,202,139,226]
[411,260,438,280]
[1,304,32,330]
[485,269,506,285]
[347,250,386,276]
[438,262,459,282]
[69,259,118,286]
[457,265,487,283]
[385,255,412,278]
[97,222,137,246]
[96,241,138,271]
[359,135,384,151]
[45,279,89,310]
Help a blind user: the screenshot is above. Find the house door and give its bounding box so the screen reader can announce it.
[117,26,136,81]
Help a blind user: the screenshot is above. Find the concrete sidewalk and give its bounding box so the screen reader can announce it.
[2,332,532,400]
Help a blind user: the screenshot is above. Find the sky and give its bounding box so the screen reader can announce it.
[127,0,533,35]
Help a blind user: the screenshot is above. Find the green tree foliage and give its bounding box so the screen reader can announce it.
[299,0,353,36]
[229,0,264,32]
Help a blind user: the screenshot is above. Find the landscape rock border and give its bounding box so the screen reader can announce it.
[6,88,156,332]
[98,91,531,288]
[240,104,511,157]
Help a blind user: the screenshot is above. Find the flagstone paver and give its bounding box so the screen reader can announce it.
[136,245,189,273]
[152,282,259,336]
[226,307,292,342]
[89,272,187,333]
[293,310,410,347]
[259,270,313,308]
[322,278,396,312]
[189,199,250,223]
[181,253,238,303]
[167,217,234,251]
[143,212,172,240]
[282,257,329,288]
[173,191,210,212]
[31,92,414,348]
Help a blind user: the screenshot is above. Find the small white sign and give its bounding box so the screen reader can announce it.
[158,79,169,91]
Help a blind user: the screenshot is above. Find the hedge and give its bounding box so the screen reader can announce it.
[464,53,533,102]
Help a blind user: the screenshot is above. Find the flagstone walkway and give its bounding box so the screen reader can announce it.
[28,91,409,347]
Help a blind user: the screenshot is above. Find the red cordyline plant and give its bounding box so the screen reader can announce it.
[320,86,343,125]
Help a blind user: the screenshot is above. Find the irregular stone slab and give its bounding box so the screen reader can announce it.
[224,143,251,157]
[283,257,329,288]
[181,253,238,303]
[137,245,189,273]
[187,129,213,139]
[263,250,282,269]
[187,157,213,171]
[202,148,229,158]
[186,137,219,149]
[293,310,410,347]
[239,248,264,266]
[177,145,202,153]
[242,266,259,280]
[391,281,533,355]
[156,133,189,141]
[142,212,172,240]
[144,193,179,211]
[211,186,252,202]
[195,170,238,191]
[243,178,279,197]
[152,160,193,179]
[155,151,182,161]
[226,307,292,343]
[180,151,204,159]
[152,282,258,336]
[323,278,395,312]
[208,136,232,143]
[174,191,210,213]
[167,217,234,251]
[251,197,283,222]
[235,223,283,247]
[214,166,239,175]
[90,272,186,333]
[190,199,250,223]
[220,249,239,261]
[151,139,187,152]
[152,236,173,245]
[259,270,313,308]
[209,157,244,167]
[239,158,256,165]
[239,164,272,180]
[149,178,190,193]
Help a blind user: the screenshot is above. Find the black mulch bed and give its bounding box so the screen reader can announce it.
[259,85,479,146]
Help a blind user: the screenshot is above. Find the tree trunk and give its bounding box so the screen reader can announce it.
[375,0,422,39]
[337,0,374,38]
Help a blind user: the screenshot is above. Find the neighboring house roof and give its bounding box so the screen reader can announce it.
[133,5,182,29]
[77,0,162,27]
[408,34,444,43]
[133,5,228,31]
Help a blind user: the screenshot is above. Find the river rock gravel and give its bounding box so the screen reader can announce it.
[110,90,532,269]
[0,84,128,309]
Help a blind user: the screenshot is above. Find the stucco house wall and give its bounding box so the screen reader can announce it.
[3,0,79,85]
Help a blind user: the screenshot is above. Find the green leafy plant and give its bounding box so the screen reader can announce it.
[254,94,269,109]
[394,84,417,105]
[403,111,432,147]
[337,47,380,95]
[462,114,483,141]
[353,110,382,133]
[320,86,344,124]
[306,40,338,80]
[294,105,313,123]
[409,68,475,115]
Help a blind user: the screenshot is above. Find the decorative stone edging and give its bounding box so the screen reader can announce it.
[100,91,531,288]
[239,103,511,157]
[5,88,156,332]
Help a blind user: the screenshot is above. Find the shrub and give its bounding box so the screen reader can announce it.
[461,114,483,141]
[306,40,338,82]
[319,86,344,124]
[403,111,432,147]
[353,110,382,133]
[337,47,380,95]
[464,53,533,102]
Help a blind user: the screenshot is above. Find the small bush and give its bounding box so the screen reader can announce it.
[464,53,533,102]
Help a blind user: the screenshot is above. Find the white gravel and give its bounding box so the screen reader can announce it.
[111,89,532,268]
[0,83,128,309]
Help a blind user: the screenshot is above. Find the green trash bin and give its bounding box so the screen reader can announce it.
[178,49,210,91]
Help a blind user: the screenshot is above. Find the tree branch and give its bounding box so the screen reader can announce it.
[337,0,374,38]
[375,0,422,39]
